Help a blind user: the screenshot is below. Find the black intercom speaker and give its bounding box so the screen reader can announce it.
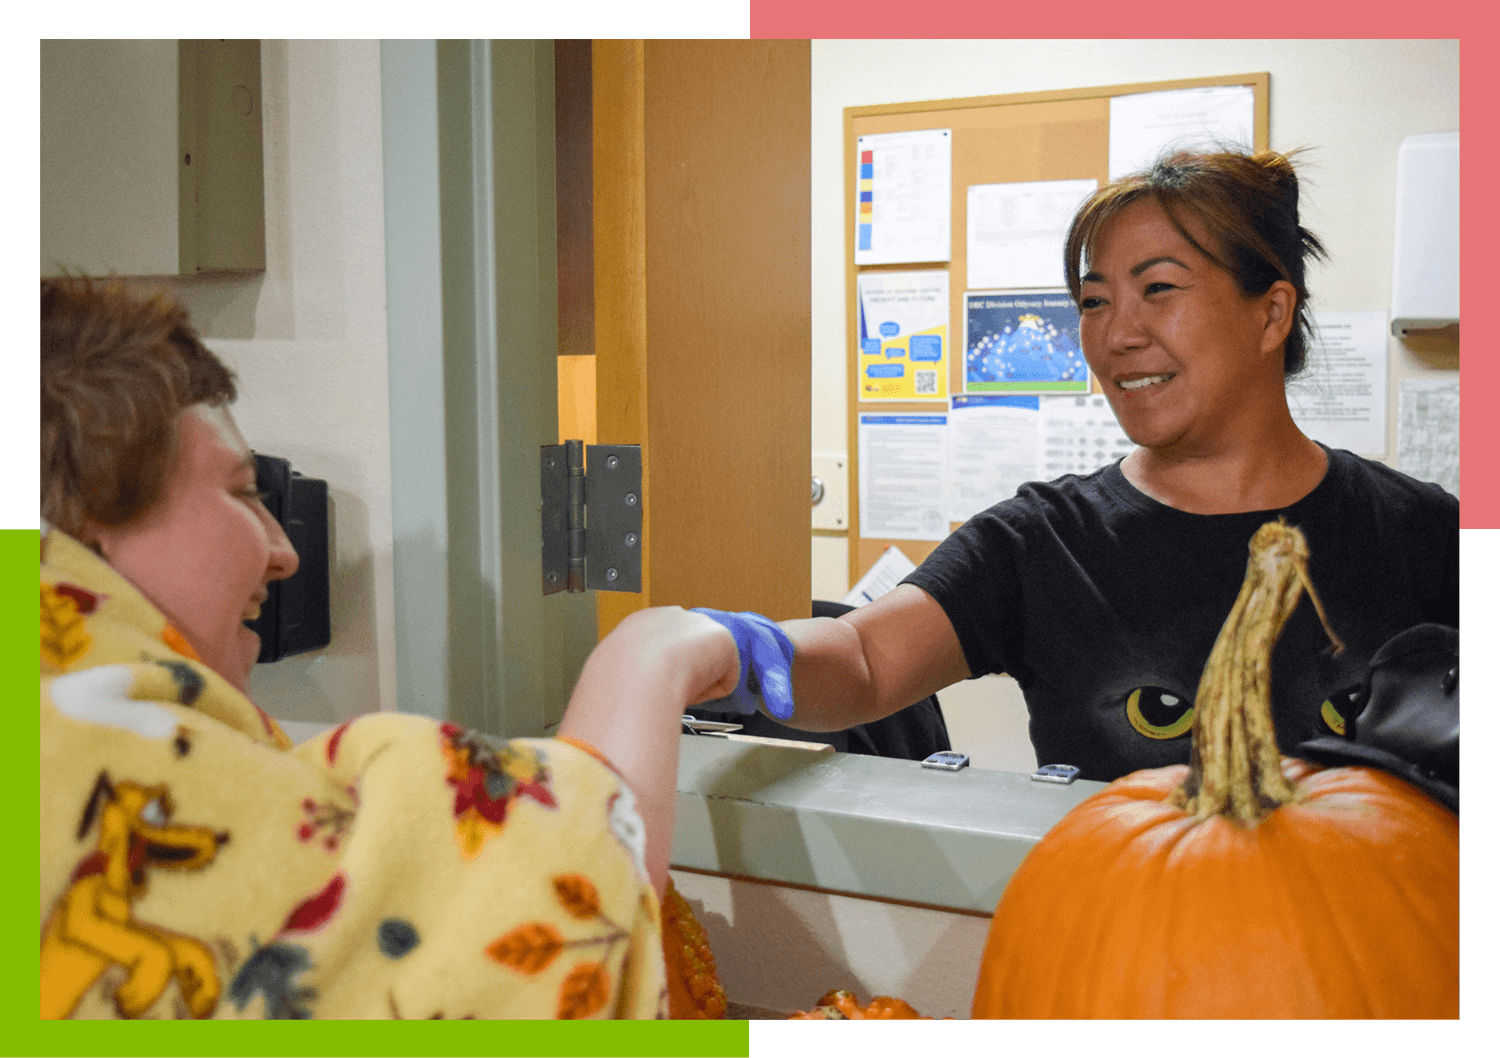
[246,453,331,663]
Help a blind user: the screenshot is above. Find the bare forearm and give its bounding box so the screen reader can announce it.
[779,585,971,732]
[559,607,737,899]
[559,655,680,892]
[781,617,882,731]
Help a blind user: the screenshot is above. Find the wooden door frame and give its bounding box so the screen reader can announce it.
[591,40,813,634]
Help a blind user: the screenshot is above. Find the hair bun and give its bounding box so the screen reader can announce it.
[1255,148,1304,209]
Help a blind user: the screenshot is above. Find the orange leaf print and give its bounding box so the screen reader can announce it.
[162,623,202,662]
[553,875,601,919]
[41,584,90,670]
[487,922,564,976]
[557,962,610,1019]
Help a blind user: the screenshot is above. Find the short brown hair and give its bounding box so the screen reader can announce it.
[41,277,237,537]
[1064,148,1328,376]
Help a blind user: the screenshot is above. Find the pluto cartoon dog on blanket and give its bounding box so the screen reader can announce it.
[41,772,228,1019]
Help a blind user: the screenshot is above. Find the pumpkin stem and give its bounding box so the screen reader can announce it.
[1170,520,1341,825]
[1294,558,1345,657]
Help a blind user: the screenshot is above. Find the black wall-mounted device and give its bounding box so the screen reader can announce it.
[246,453,331,663]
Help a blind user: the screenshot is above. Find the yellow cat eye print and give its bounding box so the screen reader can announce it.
[1320,698,1346,736]
[1125,687,1194,739]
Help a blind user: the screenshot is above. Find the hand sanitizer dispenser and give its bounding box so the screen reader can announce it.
[1390,132,1459,338]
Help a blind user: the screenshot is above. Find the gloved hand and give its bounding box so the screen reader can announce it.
[690,608,795,720]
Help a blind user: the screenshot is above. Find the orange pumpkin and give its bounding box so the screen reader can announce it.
[971,521,1459,1019]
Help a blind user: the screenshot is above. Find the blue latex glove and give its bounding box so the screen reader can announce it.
[690,608,796,720]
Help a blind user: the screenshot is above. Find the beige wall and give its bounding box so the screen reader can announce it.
[809,40,1460,772]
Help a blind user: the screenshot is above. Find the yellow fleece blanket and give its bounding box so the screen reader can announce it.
[40,528,665,1019]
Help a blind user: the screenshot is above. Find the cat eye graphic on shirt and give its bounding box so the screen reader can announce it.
[1125,686,1194,739]
[1318,687,1360,737]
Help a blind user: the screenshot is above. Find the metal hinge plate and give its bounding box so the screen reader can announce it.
[540,441,642,595]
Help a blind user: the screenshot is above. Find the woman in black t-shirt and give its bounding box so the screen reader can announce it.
[688,149,1457,782]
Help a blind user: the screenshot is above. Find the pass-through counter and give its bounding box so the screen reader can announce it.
[669,733,1105,1018]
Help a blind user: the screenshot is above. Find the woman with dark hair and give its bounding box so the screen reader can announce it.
[41,277,741,1019]
[1057,148,1332,517]
[695,149,1457,784]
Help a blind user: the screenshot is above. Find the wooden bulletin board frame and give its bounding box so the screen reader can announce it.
[844,73,1269,586]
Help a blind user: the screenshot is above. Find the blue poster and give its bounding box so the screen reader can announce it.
[963,290,1089,394]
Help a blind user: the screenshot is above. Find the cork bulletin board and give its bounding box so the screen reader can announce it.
[844,73,1270,586]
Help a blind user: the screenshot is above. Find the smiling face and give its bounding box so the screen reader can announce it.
[1077,197,1294,458]
[84,404,299,693]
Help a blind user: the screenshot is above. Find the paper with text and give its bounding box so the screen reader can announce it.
[855,129,952,265]
[858,413,950,540]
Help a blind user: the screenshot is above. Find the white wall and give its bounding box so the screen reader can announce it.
[173,41,396,727]
[809,40,1460,772]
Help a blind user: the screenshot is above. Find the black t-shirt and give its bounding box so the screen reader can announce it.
[903,447,1458,782]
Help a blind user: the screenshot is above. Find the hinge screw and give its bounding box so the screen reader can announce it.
[605,567,619,582]
[625,533,639,547]
[625,493,638,506]
[606,455,619,469]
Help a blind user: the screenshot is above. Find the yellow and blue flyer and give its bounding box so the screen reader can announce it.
[857,270,949,402]
[963,290,1088,395]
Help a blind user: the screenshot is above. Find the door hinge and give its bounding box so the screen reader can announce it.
[540,440,642,595]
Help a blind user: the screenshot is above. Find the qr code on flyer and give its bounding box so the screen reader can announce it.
[914,370,938,395]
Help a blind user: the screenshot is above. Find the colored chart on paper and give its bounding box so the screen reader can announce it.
[858,150,873,251]
[853,129,951,266]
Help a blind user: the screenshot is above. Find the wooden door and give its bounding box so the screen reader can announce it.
[580,40,812,634]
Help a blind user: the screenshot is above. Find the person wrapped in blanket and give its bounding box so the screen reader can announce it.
[40,278,742,1020]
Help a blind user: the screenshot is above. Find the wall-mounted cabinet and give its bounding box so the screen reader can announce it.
[40,39,266,277]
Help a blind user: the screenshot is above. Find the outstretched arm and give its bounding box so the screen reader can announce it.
[693,584,971,733]
[778,583,972,731]
[563,588,969,897]
[559,607,738,899]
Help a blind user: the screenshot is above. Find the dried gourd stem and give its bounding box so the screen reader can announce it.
[1170,520,1341,826]
[1294,560,1345,657]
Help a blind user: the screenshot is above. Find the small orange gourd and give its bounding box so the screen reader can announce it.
[788,989,932,1020]
[971,521,1458,1019]
[661,881,727,1019]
